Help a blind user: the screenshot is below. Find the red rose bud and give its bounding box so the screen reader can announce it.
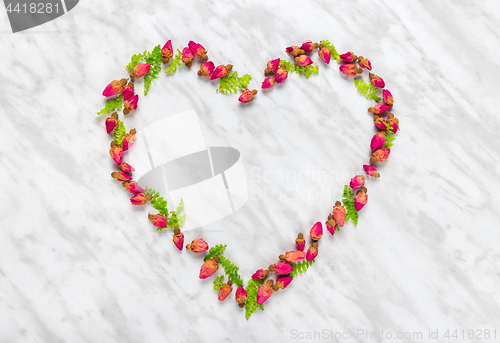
[294,55,313,67]
[285,46,304,57]
[357,56,372,70]
[310,222,323,241]
[124,94,138,114]
[238,89,258,103]
[161,40,173,63]
[111,171,131,182]
[333,201,346,227]
[130,193,152,205]
[252,269,269,280]
[355,190,368,211]
[199,257,219,279]
[363,164,380,178]
[383,89,394,106]
[188,41,208,60]
[123,82,134,101]
[181,47,194,66]
[318,47,331,64]
[374,115,389,131]
[105,112,118,134]
[326,214,337,235]
[339,52,357,63]
[275,67,288,83]
[388,113,399,133]
[198,61,215,77]
[109,144,123,164]
[371,148,391,163]
[340,64,363,76]
[262,77,275,89]
[118,162,135,173]
[370,132,386,150]
[295,233,306,251]
[271,262,294,275]
[276,276,293,289]
[148,213,167,228]
[218,282,233,301]
[267,58,280,72]
[122,129,137,151]
[306,243,319,261]
[282,251,306,264]
[369,73,385,88]
[257,280,274,305]
[122,181,145,193]
[102,79,127,97]
[235,286,248,308]
[131,64,151,78]
[368,104,392,115]
[186,238,209,253]
[173,228,184,251]
[350,175,366,189]
[300,40,318,52]
[210,64,232,80]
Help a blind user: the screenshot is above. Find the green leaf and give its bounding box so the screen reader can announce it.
[165,49,183,74]
[126,50,149,72]
[219,255,244,287]
[144,45,163,95]
[204,244,227,262]
[279,60,318,78]
[354,78,382,102]
[289,260,315,278]
[213,275,224,291]
[217,71,253,94]
[114,121,126,146]
[382,121,398,149]
[342,185,358,225]
[320,39,341,62]
[244,278,265,319]
[96,94,124,115]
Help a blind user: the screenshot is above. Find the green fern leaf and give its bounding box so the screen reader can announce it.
[342,185,359,225]
[354,78,382,102]
[382,121,398,148]
[213,275,224,291]
[289,260,315,278]
[204,244,227,262]
[165,50,182,74]
[219,255,244,287]
[144,45,163,96]
[96,94,124,115]
[114,121,126,145]
[217,72,253,94]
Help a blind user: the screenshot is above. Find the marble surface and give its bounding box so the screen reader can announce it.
[1,0,500,342]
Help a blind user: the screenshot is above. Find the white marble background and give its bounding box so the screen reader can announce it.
[1,0,499,342]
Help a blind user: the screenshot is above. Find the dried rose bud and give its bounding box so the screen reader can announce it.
[186,238,209,253]
[333,201,346,227]
[285,46,303,57]
[252,269,270,280]
[340,64,363,76]
[383,89,394,106]
[368,104,392,115]
[350,175,366,189]
[369,73,385,88]
[325,214,337,235]
[271,262,294,275]
[111,171,131,182]
[355,190,368,211]
[363,164,380,178]
[294,55,313,67]
[105,112,118,134]
[276,276,293,289]
[235,286,248,308]
[210,64,231,80]
[267,58,280,72]
[374,116,389,131]
[199,257,219,279]
[218,282,233,301]
[306,242,319,261]
[109,144,123,164]
[370,132,386,151]
[148,213,167,228]
[262,77,275,89]
[118,162,135,173]
[275,67,288,83]
[161,40,173,63]
[257,280,274,305]
[173,229,184,251]
[131,64,151,78]
[310,222,323,241]
[102,79,127,97]
[371,148,391,163]
[130,193,152,205]
[282,251,306,264]
[357,56,372,70]
[238,89,258,103]
[339,52,357,63]
[295,233,306,251]
[387,114,399,133]
[188,41,208,60]
[300,40,318,52]
[122,181,145,193]
[198,61,215,77]
[318,47,331,64]
[124,94,138,114]
[122,129,137,152]
[181,47,194,65]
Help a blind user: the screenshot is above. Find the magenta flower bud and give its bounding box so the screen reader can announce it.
[276,276,293,289]
[173,231,184,251]
[357,56,372,70]
[235,286,248,308]
[267,58,280,72]
[355,190,368,211]
[374,116,389,131]
[186,238,209,253]
[318,47,331,64]
[339,52,357,63]
[132,63,151,78]
[111,171,131,182]
[333,201,346,227]
[383,89,394,106]
[122,181,145,193]
[300,40,317,52]
[340,64,363,76]
[118,162,135,173]
[272,262,294,275]
[105,112,118,134]
[238,89,258,103]
[349,175,366,189]
[130,193,152,205]
[161,40,173,60]
[210,64,231,80]
[148,213,167,228]
[371,148,391,163]
[283,251,306,264]
[188,41,208,60]
[295,233,306,251]
[218,283,233,301]
[294,54,313,67]
[109,145,123,164]
[102,79,125,97]
[122,129,137,152]
[124,94,139,113]
[123,84,134,101]
[181,47,194,65]
[257,281,274,305]
[309,222,323,241]
[369,73,385,88]
[252,269,269,280]
[198,61,215,77]
[275,67,288,83]
[363,164,380,178]
[285,46,302,57]
[306,243,318,261]
[199,258,219,279]
[262,77,275,89]
[368,104,392,115]
[370,132,386,150]
[325,215,337,235]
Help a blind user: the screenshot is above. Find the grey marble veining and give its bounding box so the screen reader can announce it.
[1,0,500,342]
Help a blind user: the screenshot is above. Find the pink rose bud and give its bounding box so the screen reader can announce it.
[161,40,173,62]
[333,201,346,227]
[369,73,385,88]
[122,129,137,152]
[309,222,323,241]
[363,164,380,178]
[383,89,394,106]
[262,77,275,89]
[105,112,118,134]
[318,47,331,64]
[285,46,303,57]
[118,162,135,173]
[148,213,167,228]
[350,175,366,189]
[267,58,280,72]
[173,228,184,251]
[374,116,389,131]
[188,41,208,60]
[181,47,194,65]
[109,144,123,164]
[388,113,399,133]
[124,94,138,114]
[122,181,145,193]
[325,214,337,235]
[123,82,134,101]
[371,148,391,163]
[198,61,215,77]
[186,238,209,253]
[355,190,368,211]
[235,286,248,308]
[339,52,357,63]
[357,56,372,70]
[295,233,306,251]
[238,89,258,103]
[131,64,151,78]
[102,79,127,97]
[111,171,131,182]
[271,262,294,275]
[257,280,274,305]
[218,282,233,301]
[276,276,293,289]
[368,104,392,115]
[306,243,319,261]
[210,64,232,80]
[130,192,152,205]
[282,251,306,264]
[294,55,313,67]
[252,269,269,280]
[275,67,288,83]
[370,132,386,151]
[340,64,363,76]
[199,257,219,279]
